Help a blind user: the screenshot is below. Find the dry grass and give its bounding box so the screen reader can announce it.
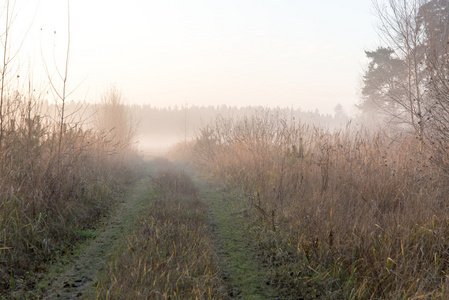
[192,110,449,298]
[96,167,224,299]
[0,93,141,293]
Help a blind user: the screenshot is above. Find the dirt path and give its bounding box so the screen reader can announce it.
[196,179,280,299]
[35,178,151,299]
[22,166,280,299]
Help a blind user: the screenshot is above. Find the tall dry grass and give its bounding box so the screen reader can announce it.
[193,110,449,298]
[0,92,141,291]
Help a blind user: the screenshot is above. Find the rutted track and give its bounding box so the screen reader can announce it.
[36,178,151,299]
[196,179,280,299]
[19,163,283,299]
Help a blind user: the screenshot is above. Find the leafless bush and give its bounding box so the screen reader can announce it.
[96,85,138,159]
[0,0,142,292]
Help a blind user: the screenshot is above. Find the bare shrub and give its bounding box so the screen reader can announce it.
[0,0,142,292]
[96,85,138,158]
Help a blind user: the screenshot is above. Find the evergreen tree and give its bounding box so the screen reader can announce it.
[360,47,406,115]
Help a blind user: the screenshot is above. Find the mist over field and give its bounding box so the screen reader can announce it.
[4,0,449,298]
[58,101,352,154]
[132,105,351,154]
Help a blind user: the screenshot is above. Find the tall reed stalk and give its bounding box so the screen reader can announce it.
[192,110,449,298]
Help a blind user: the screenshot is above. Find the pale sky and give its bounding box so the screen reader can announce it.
[7,0,379,115]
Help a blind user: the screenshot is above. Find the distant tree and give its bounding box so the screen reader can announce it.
[419,0,449,60]
[359,47,406,115]
[96,85,137,153]
[333,103,348,122]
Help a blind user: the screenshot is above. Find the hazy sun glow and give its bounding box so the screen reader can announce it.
[9,0,378,115]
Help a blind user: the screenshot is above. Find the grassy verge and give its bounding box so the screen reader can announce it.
[96,166,224,299]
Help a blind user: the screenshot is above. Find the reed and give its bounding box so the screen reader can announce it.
[192,110,449,298]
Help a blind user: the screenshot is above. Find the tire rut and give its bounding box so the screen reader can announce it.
[39,179,150,299]
[196,178,279,299]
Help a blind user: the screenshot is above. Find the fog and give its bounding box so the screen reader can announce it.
[137,134,180,155]
[130,104,352,154]
[7,0,378,117]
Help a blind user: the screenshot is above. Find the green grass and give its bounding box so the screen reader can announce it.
[196,179,278,299]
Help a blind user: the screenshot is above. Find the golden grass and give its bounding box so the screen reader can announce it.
[0,94,141,292]
[191,111,449,298]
